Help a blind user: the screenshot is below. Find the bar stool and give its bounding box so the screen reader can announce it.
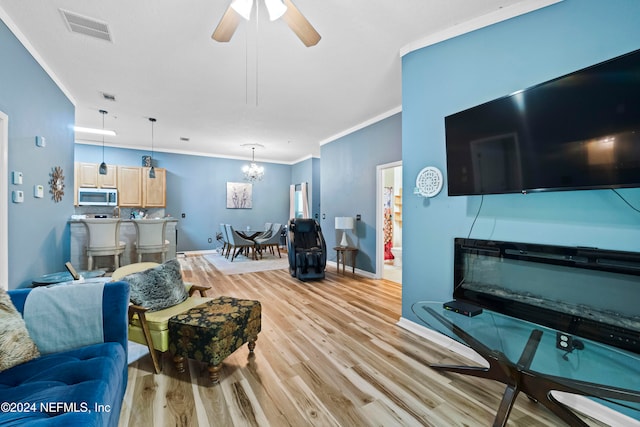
[82,218,126,271]
[132,219,169,263]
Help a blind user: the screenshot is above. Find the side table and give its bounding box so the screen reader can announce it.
[31,269,106,287]
[334,246,358,275]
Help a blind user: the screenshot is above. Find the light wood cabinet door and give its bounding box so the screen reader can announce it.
[143,167,166,207]
[117,166,143,207]
[98,164,118,188]
[77,162,98,188]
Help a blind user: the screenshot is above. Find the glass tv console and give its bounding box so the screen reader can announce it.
[413,301,640,427]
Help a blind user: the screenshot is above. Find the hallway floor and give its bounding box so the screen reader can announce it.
[383,263,402,284]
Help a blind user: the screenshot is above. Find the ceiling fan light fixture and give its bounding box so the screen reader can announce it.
[265,0,287,21]
[231,0,253,20]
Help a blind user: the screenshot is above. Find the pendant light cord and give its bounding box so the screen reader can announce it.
[255,1,259,107]
[100,109,107,162]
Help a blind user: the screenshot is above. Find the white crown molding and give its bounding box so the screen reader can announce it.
[0,6,76,105]
[319,105,402,147]
[74,140,295,165]
[399,0,563,58]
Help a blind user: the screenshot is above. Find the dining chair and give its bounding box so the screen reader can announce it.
[225,224,256,261]
[220,223,230,257]
[132,219,170,263]
[255,223,283,258]
[254,222,274,240]
[81,218,126,271]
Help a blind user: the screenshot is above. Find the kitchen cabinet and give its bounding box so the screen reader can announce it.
[117,166,143,207]
[74,162,118,206]
[77,162,99,188]
[143,167,166,207]
[98,165,118,188]
[115,166,166,207]
[76,162,117,188]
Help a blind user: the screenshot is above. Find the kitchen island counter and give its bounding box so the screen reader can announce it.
[69,218,178,270]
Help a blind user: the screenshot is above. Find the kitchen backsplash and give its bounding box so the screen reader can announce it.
[73,205,168,219]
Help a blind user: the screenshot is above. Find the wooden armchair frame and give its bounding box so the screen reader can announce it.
[112,262,212,374]
[128,283,210,374]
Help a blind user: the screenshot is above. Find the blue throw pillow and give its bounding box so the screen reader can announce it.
[124,259,188,312]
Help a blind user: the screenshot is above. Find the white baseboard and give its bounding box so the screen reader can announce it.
[326,260,376,279]
[397,317,640,427]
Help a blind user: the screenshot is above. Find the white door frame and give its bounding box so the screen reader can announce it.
[375,160,402,279]
[0,111,8,289]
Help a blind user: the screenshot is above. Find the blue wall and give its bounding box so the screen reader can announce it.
[75,144,291,251]
[320,112,402,270]
[401,0,640,318]
[1,19,75,289]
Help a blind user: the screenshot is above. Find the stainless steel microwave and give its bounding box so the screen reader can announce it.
[77,188,118,206]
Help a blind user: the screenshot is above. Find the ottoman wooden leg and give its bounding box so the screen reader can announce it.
[248,338,257,353]
[208,364,222,383]
[173,355,186,373]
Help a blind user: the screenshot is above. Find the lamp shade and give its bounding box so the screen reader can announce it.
[335,217,354,247]
[335,217,354,230]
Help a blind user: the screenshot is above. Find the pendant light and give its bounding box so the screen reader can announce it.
[98,110,108,175]
[148,117,156,179]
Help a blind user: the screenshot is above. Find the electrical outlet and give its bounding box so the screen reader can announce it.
[556,332,573,350]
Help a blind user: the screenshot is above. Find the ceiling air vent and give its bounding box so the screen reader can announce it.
[60,9,112,42]
[101,92,116,101]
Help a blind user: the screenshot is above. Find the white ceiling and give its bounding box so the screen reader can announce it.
[0,0,554,164]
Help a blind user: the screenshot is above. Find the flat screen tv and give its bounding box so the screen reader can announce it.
[445,48,640,196]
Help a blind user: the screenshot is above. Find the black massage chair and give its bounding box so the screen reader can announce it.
[287,218,327,281]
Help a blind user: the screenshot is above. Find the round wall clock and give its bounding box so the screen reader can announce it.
[49,166,65,202]
[415,166,443,198]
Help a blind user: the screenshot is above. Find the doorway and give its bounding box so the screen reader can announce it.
[0,111,8,289]
[376,161,402,283]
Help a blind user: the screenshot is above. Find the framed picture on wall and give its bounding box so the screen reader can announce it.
[226,182,252,209]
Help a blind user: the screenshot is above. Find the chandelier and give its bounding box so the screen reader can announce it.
[242,146,264,182]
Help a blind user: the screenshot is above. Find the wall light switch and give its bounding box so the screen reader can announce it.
[35,136,46,147]
[12,190,24,203]
[12,171,23,185]
[34,184,44,198]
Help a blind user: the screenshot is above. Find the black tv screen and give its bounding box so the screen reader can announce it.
[445,48,640,196]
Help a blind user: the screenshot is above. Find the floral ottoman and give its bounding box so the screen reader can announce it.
[168,296,261,383]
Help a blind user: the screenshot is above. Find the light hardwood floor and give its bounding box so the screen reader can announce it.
[118,253,607,426]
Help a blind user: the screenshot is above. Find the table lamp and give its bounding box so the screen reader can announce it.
[335,216,355,247]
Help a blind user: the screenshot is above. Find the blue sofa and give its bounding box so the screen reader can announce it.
[0,281,129,427]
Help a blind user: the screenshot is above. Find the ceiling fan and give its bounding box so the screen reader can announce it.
[212,0,321,47]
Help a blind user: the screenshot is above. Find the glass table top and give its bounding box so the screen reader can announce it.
[412,301,640,419]
[32,269,107,286]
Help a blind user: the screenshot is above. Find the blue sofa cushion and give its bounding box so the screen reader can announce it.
[0,342,125,426]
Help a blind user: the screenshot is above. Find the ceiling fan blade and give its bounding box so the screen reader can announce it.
[212,5,240,42]
[282,0,321,47]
